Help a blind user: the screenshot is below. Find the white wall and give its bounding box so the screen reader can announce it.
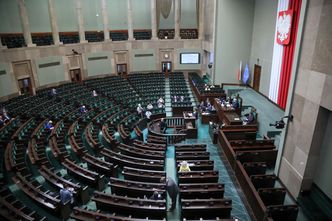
[35,56,66,86]
[131,49,157,72]
[214,0,255,84]
[249,0,278,96]
[86,52,113,77]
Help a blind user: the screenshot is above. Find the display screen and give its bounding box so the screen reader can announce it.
[180,53,200,64]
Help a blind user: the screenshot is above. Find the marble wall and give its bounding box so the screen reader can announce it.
[279,0,332,198]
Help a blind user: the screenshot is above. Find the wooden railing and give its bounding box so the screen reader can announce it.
[148,117,186,144]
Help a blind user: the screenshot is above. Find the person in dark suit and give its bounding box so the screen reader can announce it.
[160,118,167,133]
[160,177,179,211]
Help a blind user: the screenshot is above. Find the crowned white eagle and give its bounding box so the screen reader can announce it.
[277,12,292,43]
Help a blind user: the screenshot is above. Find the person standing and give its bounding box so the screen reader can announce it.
[160,177,179,211]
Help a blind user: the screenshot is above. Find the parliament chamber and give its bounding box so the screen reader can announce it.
[1,0,332,221]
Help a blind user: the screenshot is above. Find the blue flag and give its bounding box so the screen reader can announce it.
[243,63,250,84]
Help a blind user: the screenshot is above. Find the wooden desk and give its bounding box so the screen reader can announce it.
[201,112,217,124]
[183,112,196,128]
[223,112,242,125]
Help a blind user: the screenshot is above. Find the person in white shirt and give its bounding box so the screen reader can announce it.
[92,90,97,97]
[157,97,164,108]
[137,104,144,118]
[145,110,152,120]
[147,103,153,111]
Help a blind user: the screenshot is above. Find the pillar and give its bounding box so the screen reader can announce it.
[18,0,36,47]
[127,0,134,40]
[198,0,205,40]
[101,0,110,41]
[75,0,87,43]
[174,0,181,40]
[151,0,157,40]
[48,0,62,45]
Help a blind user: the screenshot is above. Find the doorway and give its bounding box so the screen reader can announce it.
[117,64,127,78]
[162,62,172,77]
[18,78,33,95]
[253,64,261,91]
[69,68,82,82]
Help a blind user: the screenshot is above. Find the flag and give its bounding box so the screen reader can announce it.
[243,63,250,85]
[237,61,242,81]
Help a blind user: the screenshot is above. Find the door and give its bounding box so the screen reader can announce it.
[12,60,35,95]
[69,68,82,82]
[253,64,261,91]
[117,64,127,78]
[161,62,172,77]
[18,78,33,95]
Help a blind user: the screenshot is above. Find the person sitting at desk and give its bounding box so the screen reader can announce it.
[157,97,164,108]
[113,130,122,143]
[180,96,184,102]
[232,98,239,109]
[179,161,191,172]
[60,183,74,206]
[79,105,87,114]
[137,104,144,118]
[147,103,153,111]
[160,118,167,133]
[49,88,57,98]
[92,90,97,97]
[145,110,152,120]
[45,120,54,131]
[243,110,256,124]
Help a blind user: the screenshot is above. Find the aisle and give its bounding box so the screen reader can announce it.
[180,119,253,221]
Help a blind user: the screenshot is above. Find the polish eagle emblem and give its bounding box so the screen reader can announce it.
[277,10,293,45]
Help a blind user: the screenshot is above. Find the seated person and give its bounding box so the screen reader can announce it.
[113,130,122,143]
[193,108,199,120]
[60,183,74,206]
[92,90,97,97]
[173,95,178,102]
[50,88,57,97]
[232,98,239,109]
[180,96,184,102]
[157,97,164,108]
[79,105,87,114]
[160,118,167,133]
[179,161,191,172]
[146,103,153,111]
[145,110,152,120]
[150,190,163,200]
[45,120,54,131]
[137,104,144,117]
[243,110,256,124]
[2,112,10,123]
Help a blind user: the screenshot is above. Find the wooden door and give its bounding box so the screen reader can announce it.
[69,68,82,82]
[161,62,172,77]
[253,64,261,91]
[117,64,127,78]
[12,60,35,95]
[17,78,33,95]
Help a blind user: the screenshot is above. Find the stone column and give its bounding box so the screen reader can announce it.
[48,0,62,45]
[127,0,134,40]
[174,0,181,40]
[101,0,110,41]
[75,0,87,43]
[150,0,157,40]
[18,0,36,47]
[198,0,205,40]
